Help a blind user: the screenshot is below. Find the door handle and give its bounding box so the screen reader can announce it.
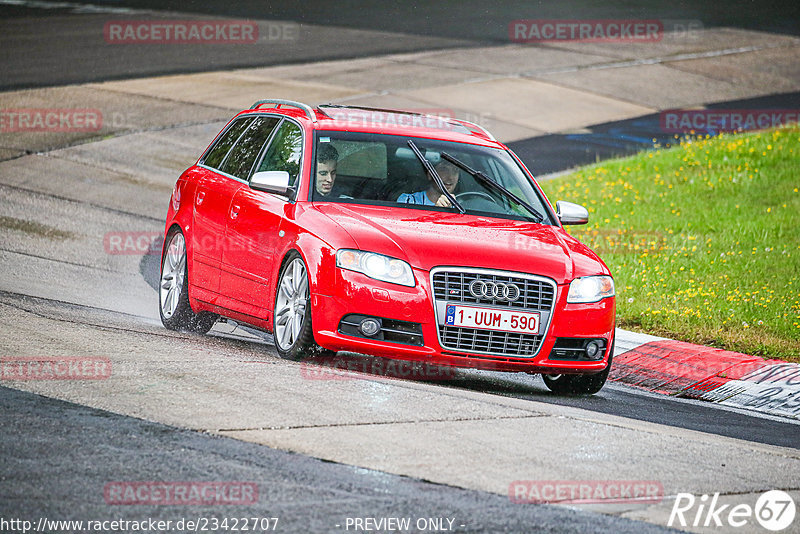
[230,205,240,219]
[196,191,205,205]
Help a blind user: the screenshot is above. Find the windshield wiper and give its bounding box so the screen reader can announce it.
[440,152,544,223]
[407,140,465,214]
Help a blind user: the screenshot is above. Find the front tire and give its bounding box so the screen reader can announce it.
[542,342,614,395]
[273,252,322,360]
[159,229,217,334]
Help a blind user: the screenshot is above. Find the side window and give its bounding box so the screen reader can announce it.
[202,116,254,170]
[256,121,302,186]
[218,116,280,180]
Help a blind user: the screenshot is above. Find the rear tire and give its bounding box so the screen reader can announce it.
[273,252,326,360]
[542,340,614,395]
[159,229,217,334]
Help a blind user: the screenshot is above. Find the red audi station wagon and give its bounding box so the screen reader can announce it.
[159,100,616,394]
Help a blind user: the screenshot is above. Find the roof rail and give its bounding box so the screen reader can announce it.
[318,103,423,117]
[251,99,317,123]
[318,104,497,141]
[447,118,496,142]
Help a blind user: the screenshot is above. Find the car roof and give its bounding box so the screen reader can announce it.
[240,99,503,148]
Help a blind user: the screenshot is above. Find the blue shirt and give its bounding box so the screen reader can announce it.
[397,191,434,205]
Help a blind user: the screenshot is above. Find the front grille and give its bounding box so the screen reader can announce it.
[433,270,554,310]
[432,268,556,359]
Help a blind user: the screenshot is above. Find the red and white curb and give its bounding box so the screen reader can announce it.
[612,329,800,420]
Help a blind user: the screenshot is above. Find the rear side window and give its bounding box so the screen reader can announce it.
[256,121,302,186]
[202,116,254,170]
[217,116,280,180]
[335,140,387,179]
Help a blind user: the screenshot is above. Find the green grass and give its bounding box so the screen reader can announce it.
[540,126,800,361]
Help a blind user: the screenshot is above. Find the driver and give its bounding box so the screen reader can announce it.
[397,159,459,207]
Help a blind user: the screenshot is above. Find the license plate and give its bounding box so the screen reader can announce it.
[444,304,540,335]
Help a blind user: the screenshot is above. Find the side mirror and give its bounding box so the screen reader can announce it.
[250,171,292,196]
[556,201,589,225]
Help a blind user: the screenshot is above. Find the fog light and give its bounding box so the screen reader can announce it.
[359,318,381,337]
[585,341,601,359]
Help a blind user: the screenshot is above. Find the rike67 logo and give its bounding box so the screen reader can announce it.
[669,490,796,531]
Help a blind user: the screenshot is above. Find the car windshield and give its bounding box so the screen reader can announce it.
[311,131,554,224]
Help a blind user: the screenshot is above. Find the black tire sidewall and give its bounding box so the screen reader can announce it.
[159,228,216,333]
[542,338,614,395]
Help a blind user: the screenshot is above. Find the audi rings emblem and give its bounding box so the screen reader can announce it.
[469,280,521,302]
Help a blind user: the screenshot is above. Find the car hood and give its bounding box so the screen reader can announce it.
[315,204,609,284]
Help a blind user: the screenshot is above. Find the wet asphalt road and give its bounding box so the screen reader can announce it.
[0,385,681,534]
[2,2,798,532]
[0,284,796,532]
[2,0,799,91]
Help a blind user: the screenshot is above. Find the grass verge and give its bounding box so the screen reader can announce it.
[540,126,800,362]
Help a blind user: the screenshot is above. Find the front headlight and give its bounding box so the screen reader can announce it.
[336,249,415,287]
[567,276,615,303]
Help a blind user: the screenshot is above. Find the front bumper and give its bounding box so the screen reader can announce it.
[312,267,615,374]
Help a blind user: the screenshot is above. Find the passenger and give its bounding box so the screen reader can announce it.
[315,143,339,197]
[397,159,459,207]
